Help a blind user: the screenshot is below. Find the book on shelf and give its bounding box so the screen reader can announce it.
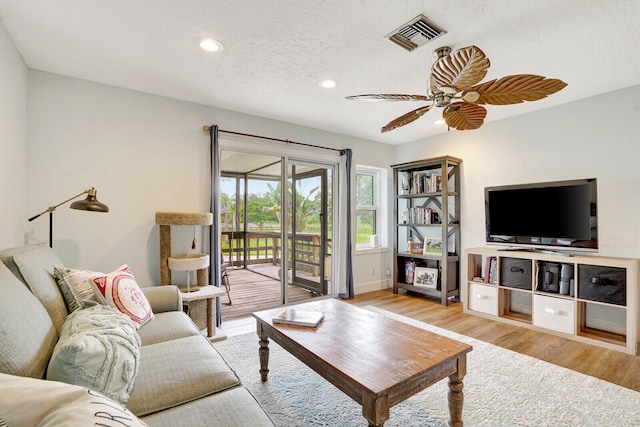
[491,258,497,284]
[428,173,442,192]
[403,169,445,195]
[273,309,325,327]
[405,207,442,225]
[484,256,497,284]
[412,172,428,194]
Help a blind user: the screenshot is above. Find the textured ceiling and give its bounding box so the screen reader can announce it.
[1,1,640,145]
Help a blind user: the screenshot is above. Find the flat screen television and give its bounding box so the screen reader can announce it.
[485,178,598,252]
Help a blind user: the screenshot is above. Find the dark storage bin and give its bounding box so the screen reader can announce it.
[578,265,626,306]
[500,258,532,290]
[537,261,560,293]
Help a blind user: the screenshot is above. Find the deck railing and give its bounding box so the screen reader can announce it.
[222,231,325,276]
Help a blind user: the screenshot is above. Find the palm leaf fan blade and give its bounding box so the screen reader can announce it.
[443,102,487,130]
[431,46,490,91]
[381,105,433,133]
[467,74,568,105]
[345,94,431,102]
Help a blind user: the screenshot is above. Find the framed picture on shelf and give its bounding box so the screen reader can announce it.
[408,241,424,254]
[423,237,442,254]
[414,267,438,289]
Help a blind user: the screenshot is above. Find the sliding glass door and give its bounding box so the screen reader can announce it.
[288,161,333,296]
[219,148,335,315]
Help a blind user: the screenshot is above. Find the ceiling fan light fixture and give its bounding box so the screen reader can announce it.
[434,119,445,125]
[318,79,337,89]
[198,37,224,53]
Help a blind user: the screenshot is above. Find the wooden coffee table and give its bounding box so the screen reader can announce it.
[252,299,472,426]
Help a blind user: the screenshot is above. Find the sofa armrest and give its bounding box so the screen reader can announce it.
[141,285,182,313]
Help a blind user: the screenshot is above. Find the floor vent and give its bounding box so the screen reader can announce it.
[386,14,446,52]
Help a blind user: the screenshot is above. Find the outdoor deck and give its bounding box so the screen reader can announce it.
[220,266,315,318]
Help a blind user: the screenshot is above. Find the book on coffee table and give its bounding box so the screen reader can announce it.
[273,309,325,327]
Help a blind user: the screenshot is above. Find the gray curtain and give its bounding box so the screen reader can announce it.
[208,125,222,325]
[338,148,354,298]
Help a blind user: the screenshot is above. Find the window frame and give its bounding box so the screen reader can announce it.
[355,165,386,250]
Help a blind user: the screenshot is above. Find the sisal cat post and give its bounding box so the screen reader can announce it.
[156,212,224,339]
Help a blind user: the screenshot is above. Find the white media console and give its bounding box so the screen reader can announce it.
[464,247,639,355]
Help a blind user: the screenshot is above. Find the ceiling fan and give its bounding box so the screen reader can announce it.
[346,45,567,133]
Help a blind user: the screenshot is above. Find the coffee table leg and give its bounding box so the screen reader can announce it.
[362,393,389,427]
[257,324,270,382]
[447,354,467,427]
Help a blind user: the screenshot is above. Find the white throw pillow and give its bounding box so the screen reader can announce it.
[47,303,141,404]
[53,266,99,313]
[0,373,147,427]
[91,265,154,330]
[54,264,154,329]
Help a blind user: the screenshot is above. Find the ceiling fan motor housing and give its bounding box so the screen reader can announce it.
[434,94,452,107]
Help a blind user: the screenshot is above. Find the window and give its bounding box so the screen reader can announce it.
[356,165,386,249]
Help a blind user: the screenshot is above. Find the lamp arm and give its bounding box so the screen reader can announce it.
[27,189,91,222]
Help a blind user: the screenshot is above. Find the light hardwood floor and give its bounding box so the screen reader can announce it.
[219,289,640,392]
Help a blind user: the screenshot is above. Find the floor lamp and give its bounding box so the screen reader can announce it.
[28,187,109,248]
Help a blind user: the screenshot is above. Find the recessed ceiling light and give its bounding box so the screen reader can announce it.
[434,119,445,125]
[318,79,337,89]
[198,37,224,53]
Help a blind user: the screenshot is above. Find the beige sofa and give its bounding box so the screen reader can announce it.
[0,243,274,426]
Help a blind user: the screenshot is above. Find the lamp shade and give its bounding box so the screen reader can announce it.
[70,188,109,212]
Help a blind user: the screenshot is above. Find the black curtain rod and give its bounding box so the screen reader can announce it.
[202,126,346,154]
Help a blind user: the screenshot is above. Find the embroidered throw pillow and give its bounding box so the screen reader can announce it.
[90,265,154,330]
[46,303,141,404]
[0,373,147,426]
[53,266,99,313]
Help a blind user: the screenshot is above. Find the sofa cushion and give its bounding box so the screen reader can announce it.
[140,285,182,313]
[0,243,68,332]
[127,335,241,416]
[0,262,58,379]
[141,387,275,427]
[53,266,99,313]
[137,311,200,346]
[90,265,155,330]
[0,373,148,427]
[47,303,141,405]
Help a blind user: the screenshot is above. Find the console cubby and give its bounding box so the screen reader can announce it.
[499,288,532,324]
[535,260,575,296]
[465,247,639,355]
[577,301,627,346]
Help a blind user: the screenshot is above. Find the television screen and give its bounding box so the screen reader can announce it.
[485,179,597,252]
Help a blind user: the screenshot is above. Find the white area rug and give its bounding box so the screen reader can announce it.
[213,306,639,426]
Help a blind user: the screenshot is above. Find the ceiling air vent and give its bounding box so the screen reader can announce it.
[386,14,446,52]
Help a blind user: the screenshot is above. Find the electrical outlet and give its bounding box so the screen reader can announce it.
[371,267,376,276]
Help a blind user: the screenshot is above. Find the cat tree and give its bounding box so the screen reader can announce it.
[155,211,225,341]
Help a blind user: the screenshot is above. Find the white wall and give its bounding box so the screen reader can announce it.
[25,71,394,291]
[394,85,640,263]
[13,29,640,297]
[0,22,28,248]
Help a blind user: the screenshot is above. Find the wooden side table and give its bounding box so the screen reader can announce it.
[179,285,227,341]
